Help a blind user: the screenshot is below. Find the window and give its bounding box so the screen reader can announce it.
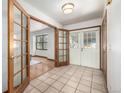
[36,34,48,50]
[83,31,96,48]
[70,32,79,48]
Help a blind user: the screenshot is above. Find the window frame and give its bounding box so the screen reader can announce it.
[36,34,48,50]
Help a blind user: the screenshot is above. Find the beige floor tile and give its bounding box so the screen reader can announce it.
[62,74,72,79]
[77,84,91,93]
[38,74,49,81]
[91,88,107,93]
[70,76,80,82]
[57,77,68,84]
[67,80,78,89]
[30,79,42,87]
[50,74,60,80]
[44,87,59,93]
[23,85,33,93]
[79,79,91,87]
[61,85,76,93]
[28,88,41,93]
[24,65,107,93]
[44,78,56,85]
[92,82,106,92]
[75,89,85,93]
[51,81,64,90]
[35,82,49,92]
[82,76,92,81]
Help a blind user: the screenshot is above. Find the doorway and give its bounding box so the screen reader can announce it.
[70,27,100,69]
[29,19,55,80]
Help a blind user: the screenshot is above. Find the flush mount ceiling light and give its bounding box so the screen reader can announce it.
[62,3,74,14]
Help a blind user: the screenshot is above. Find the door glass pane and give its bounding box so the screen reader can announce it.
[23,68,27,80]
[23,55,26,68]
[59,38,63,43]
[14,72,21,87]
[23,42,27,54]
[64,44,66,49]
[59,50,63,56]
[23,14,27,27]
[70,33,79,48]
[59,44,63,49]
[23,29,27,41]
[63,38,66,43]
[88,32,91,48]
[64,55,66,62]
[14,57,21,74]
[64,50,67,55]
[14,24,21,40]
[91,32,96,48]
[14,41,21,56]
[14,6,21,24]
[59,56,64,62]
[59,31,63,37]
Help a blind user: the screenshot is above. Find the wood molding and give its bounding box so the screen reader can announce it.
[32,55,55,61]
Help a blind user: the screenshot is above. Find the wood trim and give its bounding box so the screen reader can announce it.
[13,0,29,16]
[32,55,55,61]
[67,31,70,65]
[30,15,56,28]
[67,25,101,32]
[14,21,27,30]
[55,28,59,67]
[8,0,14,93]
[14,79,29,93]
[21,12,23,83]
[27,16,30,81]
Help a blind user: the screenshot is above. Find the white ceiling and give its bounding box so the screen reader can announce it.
[30,19,48,32]
[24,0,105,25]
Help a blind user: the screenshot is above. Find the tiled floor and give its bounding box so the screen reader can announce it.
[30,57,54,80]
[24,65,107,93]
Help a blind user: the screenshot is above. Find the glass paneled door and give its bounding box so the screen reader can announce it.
[8,0,30,93]
[55,29,69,66]
[70,27,100,69]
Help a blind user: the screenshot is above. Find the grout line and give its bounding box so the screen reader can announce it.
[90,70,94,93]
[24,65,107,93]
[74,69,85,93]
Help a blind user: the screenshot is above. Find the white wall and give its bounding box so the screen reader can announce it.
[30,28,55,59]
[107,0,121,93]
[2,0,8,92]
[64,18,102,29]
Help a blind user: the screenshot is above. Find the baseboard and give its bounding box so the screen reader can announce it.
[32,55,55,61]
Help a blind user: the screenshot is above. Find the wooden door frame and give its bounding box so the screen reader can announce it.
[8,0,30,93]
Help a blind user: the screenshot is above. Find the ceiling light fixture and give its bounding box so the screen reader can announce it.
[62,3,74,14]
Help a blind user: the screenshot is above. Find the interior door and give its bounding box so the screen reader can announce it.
[8,0,30,93]
[80,29,100,68]
[55,29,69,66]
[70,27,100,69]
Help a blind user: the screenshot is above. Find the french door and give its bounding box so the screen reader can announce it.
[55,29,69,66]
[70,27,100,69]
[8,0,30,93]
